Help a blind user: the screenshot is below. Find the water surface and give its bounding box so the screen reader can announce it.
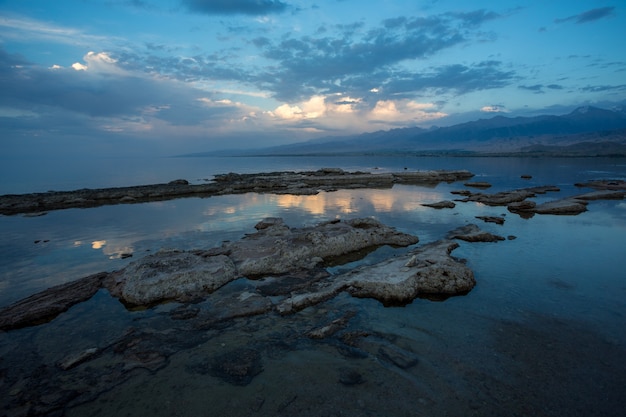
[1,156,625,416]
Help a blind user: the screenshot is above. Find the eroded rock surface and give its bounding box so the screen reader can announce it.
[277,239,476,312]
[102,217,419,306]
[225,217,419,277]
[105,252,238,306]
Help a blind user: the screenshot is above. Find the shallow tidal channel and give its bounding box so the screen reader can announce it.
[1,156,625,416]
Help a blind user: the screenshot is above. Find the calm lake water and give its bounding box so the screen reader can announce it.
[1,155,625,416]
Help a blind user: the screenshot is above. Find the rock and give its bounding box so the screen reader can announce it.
[574,190,625,201]
[226,217,419,277]
[0,272,108,330]
[447,224,505,242]
[339,368,364,385]
[521,174,532,179]
[464,181,492,189]
[460,186,560,206]
[378,345,419,369]
[0,169,475,215]
[168,179,189,185]
[277,238,476,311]
[475,216,505,225]
[507,200,536,212]
[307,312,356,339]
[210,348,263,386]
[57,348,100,370]
[421,200,456,209]
[105,251,238,306]
[531,199,588,215]
[342,240,475,305]
[574,179,626,191]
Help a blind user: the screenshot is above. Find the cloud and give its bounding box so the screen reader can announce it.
[253,10,504,101]
[518,83,566,94]
[481,105,508,113]
[555,7,616,24]
[181,0,289,15]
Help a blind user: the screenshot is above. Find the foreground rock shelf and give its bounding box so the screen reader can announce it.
[0,168,474,215]
[0,217,496,331]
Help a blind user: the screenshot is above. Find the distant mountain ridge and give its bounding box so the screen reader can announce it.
[186,106,626,157]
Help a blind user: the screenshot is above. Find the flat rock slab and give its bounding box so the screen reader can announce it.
[0,168,474,215]
[105,252,238,306]
[422,200,456,209]
[447,224,505,242]
[0,272,108,331]
[575,179,626,191]
[457,186,560,206]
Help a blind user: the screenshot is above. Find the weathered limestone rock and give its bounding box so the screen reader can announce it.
[421,200,456,209]
[105,251,238,306]
[278,238,477,312]
[226,218,419,277]
[0,272,108,331]
[447,224,505,242]
[343,240,475,305]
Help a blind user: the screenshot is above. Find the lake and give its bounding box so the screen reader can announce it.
[1,155,625,416]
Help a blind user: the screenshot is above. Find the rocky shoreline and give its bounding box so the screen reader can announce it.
[0,168,475,216]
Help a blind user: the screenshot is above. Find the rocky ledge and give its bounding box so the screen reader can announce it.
[0,217,500,331]
[0,168,474,216]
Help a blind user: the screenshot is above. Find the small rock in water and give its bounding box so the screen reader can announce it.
[339,368,364,385]
[210,348,263,386]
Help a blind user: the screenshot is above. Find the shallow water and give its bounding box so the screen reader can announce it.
[1,156,625,416]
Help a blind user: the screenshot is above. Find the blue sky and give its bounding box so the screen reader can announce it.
[1,0,624,156]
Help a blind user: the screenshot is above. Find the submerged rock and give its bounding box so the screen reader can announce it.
[0,272,108,331]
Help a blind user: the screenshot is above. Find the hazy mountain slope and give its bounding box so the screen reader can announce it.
[184,106,626,156]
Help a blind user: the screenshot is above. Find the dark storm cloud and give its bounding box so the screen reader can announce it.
[181,0,289,15]
[555,6,616,24]
[253,10,504,101]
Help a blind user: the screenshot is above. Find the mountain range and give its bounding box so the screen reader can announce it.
[187,106,626,157]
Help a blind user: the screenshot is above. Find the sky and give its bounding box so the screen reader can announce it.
[1,0,625,156]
